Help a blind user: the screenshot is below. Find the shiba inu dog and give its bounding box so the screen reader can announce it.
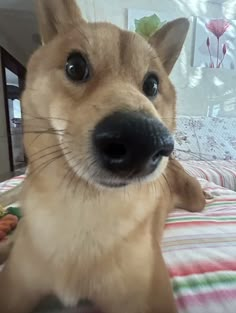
[0,1,205,312]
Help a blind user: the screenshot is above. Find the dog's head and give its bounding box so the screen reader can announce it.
[22,0,189,189]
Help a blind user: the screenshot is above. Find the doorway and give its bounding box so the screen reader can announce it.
[1,48,26,174]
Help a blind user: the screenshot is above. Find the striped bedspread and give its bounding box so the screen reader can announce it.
[163,178,236,313]
[0,160,235,193]
[181,160,236,191]
[0,175,25,194]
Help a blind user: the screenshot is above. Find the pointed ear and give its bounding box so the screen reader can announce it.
[149,18,189,74]
[37,0,85,44]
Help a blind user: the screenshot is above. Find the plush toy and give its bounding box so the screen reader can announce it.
[0,206,22,241]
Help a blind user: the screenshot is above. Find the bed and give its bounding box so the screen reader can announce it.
[163,178,236,313]
[165,115,236,312]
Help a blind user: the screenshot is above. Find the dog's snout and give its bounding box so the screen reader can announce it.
[93,112,174,179]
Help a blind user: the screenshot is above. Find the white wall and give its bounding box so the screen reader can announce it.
[0,19,25,65]
[0,9,38,66]
[77,0,236,117]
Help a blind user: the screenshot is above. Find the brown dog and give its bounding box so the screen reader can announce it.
[0,1,205,312]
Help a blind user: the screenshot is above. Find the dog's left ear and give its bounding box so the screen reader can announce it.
[149,18,189,74]
[37,0,85,44]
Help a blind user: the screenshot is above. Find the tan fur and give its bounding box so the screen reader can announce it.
[0,1,205,312]
[0,238,14,265]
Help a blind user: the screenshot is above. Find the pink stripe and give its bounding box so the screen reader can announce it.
[169,260,236,278]
[210,198,236,203]
[203,212,236,216]
[204,186,227,191]
[184,161,236,189]
[210,167,225,186]
[170,210,236,217]
[170,208,236,216]
[222,167,236,177]
[176,288,236,310]
[192,166,210,181]
[205,187,225,191]
[165,221,236,228]
[209,208,236,213]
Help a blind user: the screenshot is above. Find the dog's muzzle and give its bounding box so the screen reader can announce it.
[93,111,174,180]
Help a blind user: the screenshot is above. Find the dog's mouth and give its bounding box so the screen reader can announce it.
[98,180,129,188]
[96,155,164,188]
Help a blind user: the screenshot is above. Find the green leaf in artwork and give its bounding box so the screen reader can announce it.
[134,14,166,40]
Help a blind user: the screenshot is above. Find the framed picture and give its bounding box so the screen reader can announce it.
[193,17,236,69]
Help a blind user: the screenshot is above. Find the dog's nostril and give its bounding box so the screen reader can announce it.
[103,142,127,160]
[152,152,161,163]
[159,143,174,157]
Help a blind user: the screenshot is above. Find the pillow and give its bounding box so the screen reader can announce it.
[174,116,236,161]
[181,160,236,191]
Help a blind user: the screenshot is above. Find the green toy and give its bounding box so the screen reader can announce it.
[0,206,22,241]
[135,14,166,40]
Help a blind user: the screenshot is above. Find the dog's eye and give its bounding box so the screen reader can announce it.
[65,52,90,82]
[143,73,159,98]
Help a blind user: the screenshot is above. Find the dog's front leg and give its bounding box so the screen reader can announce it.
[166,159,206,213]
[145,240,177,313]
[100,242,177,313]
[0,231,48,313]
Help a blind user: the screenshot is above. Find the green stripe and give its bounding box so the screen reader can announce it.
[167,216,236,222]
[173,272,236,293]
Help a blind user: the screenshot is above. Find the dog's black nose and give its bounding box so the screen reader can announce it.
[93,111,174,178]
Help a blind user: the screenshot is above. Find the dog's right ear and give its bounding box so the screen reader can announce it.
[37,0,85,44]
[149,18,189,74]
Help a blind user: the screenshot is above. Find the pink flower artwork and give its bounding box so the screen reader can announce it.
[206,19,230,39]
[193,17,236,70]
[205,19,230,68]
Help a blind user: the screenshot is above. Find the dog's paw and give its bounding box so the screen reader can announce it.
[203,191,214,200]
